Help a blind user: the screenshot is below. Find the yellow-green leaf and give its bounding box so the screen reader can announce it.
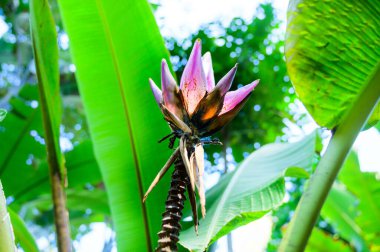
[286,1,380,129]
[306,228,353,252]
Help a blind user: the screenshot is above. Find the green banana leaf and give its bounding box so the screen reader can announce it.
[0,85,101,203]
[319,152,380,251]
[58,0,173,250]
[338,152,380,248]
[10,141,102,204]
[21,188,110,216]
[306,228,353,252]
[0,83,103,248]
[9,208,39,252]
[30,0,66,181]
[180,132,316,251]
[0,84,45,194]
[30,0,78,248]
[321,184,368,251]
[286,0,380,129]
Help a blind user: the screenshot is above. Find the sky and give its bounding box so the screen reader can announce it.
[154,0,288,39]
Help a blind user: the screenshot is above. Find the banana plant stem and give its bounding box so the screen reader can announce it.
[50,171,71,252]
[279,64,380,251]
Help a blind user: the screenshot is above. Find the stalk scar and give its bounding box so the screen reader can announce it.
[156,157,190,252]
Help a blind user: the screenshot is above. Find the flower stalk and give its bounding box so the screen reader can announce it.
[156,157,190,252]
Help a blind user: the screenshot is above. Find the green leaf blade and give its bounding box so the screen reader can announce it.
[30,0,72,250]
[29,0,65,180]
[306,228,353,252]
[322,185,368,251]
[58,0,173,250]
[180,132,316,251]
[285,0,380,129]
[338,152,380,248]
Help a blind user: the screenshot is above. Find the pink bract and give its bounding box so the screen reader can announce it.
[149,39,259,137]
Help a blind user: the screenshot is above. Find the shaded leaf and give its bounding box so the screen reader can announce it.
[4,138,101,204]
[20,188,109,216]
[0,84,46,193]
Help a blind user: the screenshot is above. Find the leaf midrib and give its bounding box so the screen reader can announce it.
[94,0,152,251]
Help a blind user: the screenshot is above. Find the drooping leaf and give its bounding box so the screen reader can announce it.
[20,188,109,216]
[66,189,110,215]
[321,185,368,251]
[0,84,45,189]
[0,84,101,202]
[58,0,173,250]
[0,84,102,243]
[286,0,380,129]
[180,132,316,251]
[306,228,353,252]
[9,140,101,204]
[8,208,39,252]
